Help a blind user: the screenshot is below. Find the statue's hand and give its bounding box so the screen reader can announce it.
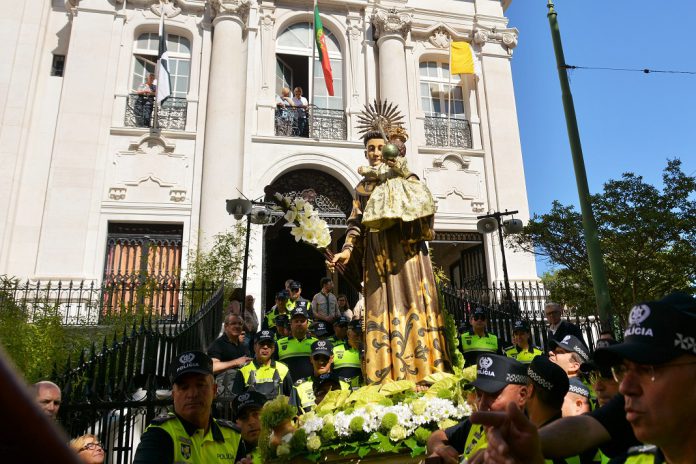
[327,249,351,273]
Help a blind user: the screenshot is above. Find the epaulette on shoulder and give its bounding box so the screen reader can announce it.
[216,419,241,432]
[626,444,659,456]
[295,377,310,386]
[150,414,177,425]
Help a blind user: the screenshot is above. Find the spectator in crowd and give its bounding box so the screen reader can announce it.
[311,277,340,331]
[238,330,293,401]
[286,281,311,313]
[291,340,349,414]
[276,306,317,381]
[548,334,590,378]
[545,302,583,347]
[225,288,245,319]
[207,313,252,375]
[336,294,354,320]
[562,377,592,417]
[291,87,309,137]
[460,307,501,367]
[352,294,365,322]
[135,72,156,127]
[504,320,543,364]
[427,354,529,463]
[243,294,259,341]
[233,391,266,461]
[33,380,62,421]
[70,434,105,464]
[133,351,244,463]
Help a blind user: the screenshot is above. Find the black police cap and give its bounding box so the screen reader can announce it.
[170,351,213,383]
[471,354,527,393]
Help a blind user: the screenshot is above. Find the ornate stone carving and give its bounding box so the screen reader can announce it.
[471,200,485,213]
[429,29,450,49]
[433,154,471,170]
[151,0,181,18]
[473,27,519,52]
[170,188,187,202]
[260,12,275,31]
[372,8,412,40]
[211,0,250,23]
[109,187,127,201]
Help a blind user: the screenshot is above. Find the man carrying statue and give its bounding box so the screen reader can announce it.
[329,100,451,384]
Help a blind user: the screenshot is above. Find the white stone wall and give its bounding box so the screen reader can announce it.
[0,0,537,296]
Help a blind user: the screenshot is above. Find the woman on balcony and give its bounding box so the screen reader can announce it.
[135,73,156,128]
[291,86,309,137]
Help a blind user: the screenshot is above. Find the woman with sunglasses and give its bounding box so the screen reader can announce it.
[70,434,105,464]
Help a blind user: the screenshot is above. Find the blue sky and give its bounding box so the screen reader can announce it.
[505,1,696,274]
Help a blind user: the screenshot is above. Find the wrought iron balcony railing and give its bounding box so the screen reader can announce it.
[274,105,347,141]
[424,115,472,149]
[124,93,187,131]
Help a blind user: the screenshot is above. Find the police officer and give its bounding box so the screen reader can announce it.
[427,354,529,462]
[548,334,590,378]
[460,307,501,366]
[291,340,349,414]
[239,330,293,401]
[330,315,350,347]
[504,320,543,363]
[310,321,331,340]
[313,372,343,406]
[333,319,363,388]
[233,391,266,463]
[286,281,311,313]
[133,351,243,463]
[274,314,290,339]
[276,306,317,380]
[262,290,289,333]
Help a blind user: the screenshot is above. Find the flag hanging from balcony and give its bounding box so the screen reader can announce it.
[450,41,475,75]
[314,4,334,96]
[156,12,172,105]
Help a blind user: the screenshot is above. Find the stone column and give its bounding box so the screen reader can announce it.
[371,8,412,110]
[198,0,250,245]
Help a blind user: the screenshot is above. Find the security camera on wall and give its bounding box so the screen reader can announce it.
[250,205,271,224]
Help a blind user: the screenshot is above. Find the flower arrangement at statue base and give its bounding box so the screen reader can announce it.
[258,368,476,463]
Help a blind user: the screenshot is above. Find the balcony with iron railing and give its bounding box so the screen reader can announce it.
[124,93,188,131]
[274,105,347,141]
[424,115,472,148]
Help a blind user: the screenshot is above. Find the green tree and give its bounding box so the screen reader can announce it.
[185,224,249,310]
[510,159,695,323]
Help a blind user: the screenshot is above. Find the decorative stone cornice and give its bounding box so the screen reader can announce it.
[473,26,519,52]
[372,7,412,40]
[210,0,250,25]
[151,0,181,19]
[428,28,450,49]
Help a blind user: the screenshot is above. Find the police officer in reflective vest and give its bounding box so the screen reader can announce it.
[333,319,363,388]
[291,340,350,414]
[330,315,350,347]
[262,290,289,334]
[239,330,293,401]
[460,307,501,366]
[274,314,290,340]
[427,354,529,462]
[232,391,266,464]
[133,351,243,463]
[504,320,543,364]
[275,306,317,380]
[286,281,311,313]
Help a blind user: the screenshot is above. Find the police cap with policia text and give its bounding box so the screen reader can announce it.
[256,330,275,344]
[232,391,267,419]
[595,292,696,367]
[311,340,334,357]
[170,351,213,383]
[290,306,309,319]
[471,354,528,393]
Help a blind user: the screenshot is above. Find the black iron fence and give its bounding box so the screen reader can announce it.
[54,284,225,464]
[274,105,347,140]
[424,115,472,148]
[441,281,611,353]
[124,94,187,130]
[0,277,219,325]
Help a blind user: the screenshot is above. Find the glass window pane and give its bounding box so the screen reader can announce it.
[441,63,450,80]
[419,62,428,76]
[178,37,191,55]
[178,59,190,77]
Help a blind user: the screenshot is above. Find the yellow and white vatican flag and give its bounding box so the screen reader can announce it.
[450,41,475,75]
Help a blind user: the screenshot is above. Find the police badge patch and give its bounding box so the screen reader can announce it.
[180,442,191,459]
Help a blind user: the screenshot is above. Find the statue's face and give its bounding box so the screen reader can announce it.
[365,138,385,167]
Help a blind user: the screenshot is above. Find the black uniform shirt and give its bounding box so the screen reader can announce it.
[589,394,640,458]
[207,334,250,361]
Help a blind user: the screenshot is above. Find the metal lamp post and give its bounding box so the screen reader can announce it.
[476,210,524,312]
[226,197,271,318]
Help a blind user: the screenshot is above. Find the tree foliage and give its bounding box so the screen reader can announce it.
[185,224,249,305]
[510,159,695,322]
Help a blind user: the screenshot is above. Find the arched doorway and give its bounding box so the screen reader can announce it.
[262,169,355,307]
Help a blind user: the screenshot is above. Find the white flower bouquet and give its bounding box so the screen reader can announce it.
[272,193,332,251]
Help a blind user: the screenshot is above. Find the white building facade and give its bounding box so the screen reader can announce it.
[0,0,537,307]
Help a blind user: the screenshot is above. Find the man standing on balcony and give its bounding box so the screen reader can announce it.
[135,72,156,127]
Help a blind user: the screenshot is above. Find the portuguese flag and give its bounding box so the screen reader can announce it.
[314,4,334,96]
